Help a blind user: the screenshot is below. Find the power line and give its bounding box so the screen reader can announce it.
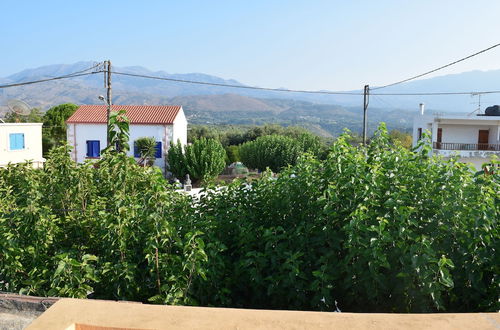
[0,63,104,89]
[112,70,500,97]
[0,72,101,89]
[372,42,500,90]
[370,90,500,96]
[111,71,363,95]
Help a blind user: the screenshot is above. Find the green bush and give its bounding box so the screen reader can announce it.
[168,138,226,182]
[0,124,497,313]
[239,135,301,172]
[191,124,499,312]
[225,145,240,165]
[167,140,189,180]
[185,138,226,182]
[0,146,205,303]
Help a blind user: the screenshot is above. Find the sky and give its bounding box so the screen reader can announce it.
[2,0,500,90]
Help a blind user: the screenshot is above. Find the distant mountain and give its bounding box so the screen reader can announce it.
[2,61,499,136]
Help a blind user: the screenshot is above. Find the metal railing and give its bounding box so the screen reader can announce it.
[433,142,500,151]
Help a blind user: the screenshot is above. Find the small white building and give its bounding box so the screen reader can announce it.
[413,104,500,169]
[66,105,187,173]
[0,123,45,168]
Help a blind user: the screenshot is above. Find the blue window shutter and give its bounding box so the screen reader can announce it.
[9,133,24,150]
[86,140,100,157]
[93,141,100,157]
[155,142,162,158]
[134,142,140,157]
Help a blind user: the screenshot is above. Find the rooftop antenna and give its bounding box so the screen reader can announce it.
[6,99,32,122]
[468,93,482,116]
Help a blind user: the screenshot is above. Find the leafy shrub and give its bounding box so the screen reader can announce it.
[191,124,499,312]
[0,120,206,304]
[225,145,240,165]
[239,134,302,172]
[0,123,497,313]
[168,138,226,182]
[167,140,189,180]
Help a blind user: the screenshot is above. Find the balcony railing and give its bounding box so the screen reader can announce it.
[433,142,500,151]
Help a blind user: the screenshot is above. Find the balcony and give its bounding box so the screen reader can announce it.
[433,142,500,151]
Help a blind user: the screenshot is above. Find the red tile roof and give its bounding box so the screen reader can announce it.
[66,105,182,124]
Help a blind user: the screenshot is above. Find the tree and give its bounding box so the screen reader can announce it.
[168,140,189,181]
[389,129,412,149]
[168,138,226,182]
[185,138,226,182]
[239,135,301,172]
[42,103,78,154]
[135,137,157,166]
[104,110,130,154]
[225,145,240,165]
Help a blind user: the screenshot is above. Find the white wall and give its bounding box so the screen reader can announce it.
[439,124,498,144]
[68,123,177,171]
[172,108,188,146]
[0,123,44,168]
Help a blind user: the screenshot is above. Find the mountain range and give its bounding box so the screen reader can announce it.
[1,61,499,136]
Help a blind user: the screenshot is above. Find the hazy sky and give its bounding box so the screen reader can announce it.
[2,0,500,90]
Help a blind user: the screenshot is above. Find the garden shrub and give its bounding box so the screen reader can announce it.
[0,123,497,313]
[239,134,302,172]
[168,138,226,182]
[192,124,499,312]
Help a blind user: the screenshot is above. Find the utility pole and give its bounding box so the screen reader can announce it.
[105,60,112,146]
[362,84,369,145]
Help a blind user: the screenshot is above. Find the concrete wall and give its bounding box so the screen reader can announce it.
[0,123,44,168]
[439,124,499,144]
[67,122,187,172]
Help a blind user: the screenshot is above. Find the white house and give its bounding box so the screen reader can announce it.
[66,105,187,173]
[413,104,500,169]
[0,123,45,168]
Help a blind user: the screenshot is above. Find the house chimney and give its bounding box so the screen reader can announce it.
[419,103,425,115]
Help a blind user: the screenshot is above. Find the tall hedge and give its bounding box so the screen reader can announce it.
[0,124,497,312]
[168,138,226,182]
[191,124,499,312]
[239,134,302,172]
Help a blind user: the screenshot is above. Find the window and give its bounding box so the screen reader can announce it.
[417,128,422,140]
[86,140,100,158]
[9,133,25,150]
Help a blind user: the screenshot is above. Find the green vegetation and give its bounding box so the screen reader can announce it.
[135,137,157,166]
[42,103,78,154]
[168,138,226,182]
[0,124,497,313]
[192,126,498,312]
[239,135,302,172]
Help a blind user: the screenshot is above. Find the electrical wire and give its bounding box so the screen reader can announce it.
[0,62,104,89]
[111,71,364,95]
[372,42,500,90]
[370,90,500,96]
[0,72,101,89]
[112,71,500,96]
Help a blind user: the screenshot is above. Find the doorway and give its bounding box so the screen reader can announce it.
[478,130,489,150]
